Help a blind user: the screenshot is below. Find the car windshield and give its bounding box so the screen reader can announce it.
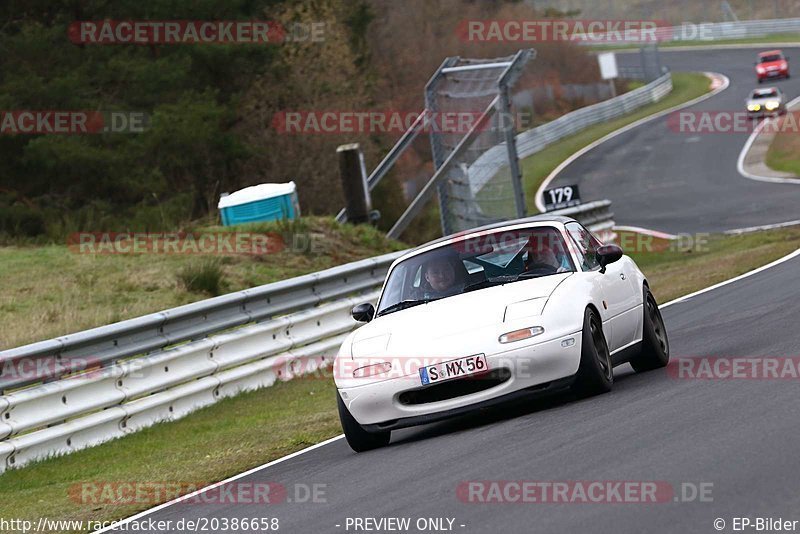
[751,89,779,99]
[760,54,783,63]
[376,226,575,316]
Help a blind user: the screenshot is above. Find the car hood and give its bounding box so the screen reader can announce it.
[349,272,571,358]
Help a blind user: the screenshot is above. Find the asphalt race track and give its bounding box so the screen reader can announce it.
[120,252,800,534]
[114,47,800,534]
[549,47,800,234]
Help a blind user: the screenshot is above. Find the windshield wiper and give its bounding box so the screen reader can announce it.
[377,298,435,317]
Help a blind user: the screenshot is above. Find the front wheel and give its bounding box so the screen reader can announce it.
[572,308,613,396]
[337,392,390,452]
[630,288,670,372]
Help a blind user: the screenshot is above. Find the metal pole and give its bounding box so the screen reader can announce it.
[497,87,527,219]
[337,143,372,224]
[388,97,499,239]
[425,56,460,237]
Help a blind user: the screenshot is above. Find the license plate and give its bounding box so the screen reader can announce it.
[419,354,488,385]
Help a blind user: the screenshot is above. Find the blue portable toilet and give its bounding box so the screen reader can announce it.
[218,182,300,226]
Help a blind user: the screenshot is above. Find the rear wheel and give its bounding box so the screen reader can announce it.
[337,392,390,452]
[630,288,670,372]
[572,308,613,396]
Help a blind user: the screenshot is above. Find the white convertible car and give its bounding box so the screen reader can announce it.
[335,215,669,452]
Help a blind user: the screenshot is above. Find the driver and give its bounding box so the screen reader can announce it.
[420,257,462,299]
[526,246,570,274]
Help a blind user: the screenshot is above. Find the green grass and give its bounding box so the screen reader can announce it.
[0,373,341,532]
[620,227,800,303]
[176,258,226,295]
[520,72,712,213]
[765,114,800,177]
[0,217,405,350]
[592,32,800,51]
[5,225,800,532]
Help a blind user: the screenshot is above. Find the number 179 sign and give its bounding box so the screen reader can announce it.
[543,185,581,211]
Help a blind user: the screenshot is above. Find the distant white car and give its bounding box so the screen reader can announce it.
[335,216,670,452]
[746,87,787,117]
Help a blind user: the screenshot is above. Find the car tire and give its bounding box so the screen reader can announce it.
[337,392,390,452]
[572,308,613,396]
[630,288,670,373]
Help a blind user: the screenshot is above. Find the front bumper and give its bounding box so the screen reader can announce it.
[747,107,781,117]
[337,332,582,428]
[758,70,788,80]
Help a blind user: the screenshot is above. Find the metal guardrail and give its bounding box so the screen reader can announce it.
[0,252,404,393]
[579,18,800,45]
[0,252,404,472]
[516,71,672,160]
[0,201,615,472]
[655,18,800,42]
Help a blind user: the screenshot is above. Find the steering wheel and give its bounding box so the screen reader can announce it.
[523,263,557,276]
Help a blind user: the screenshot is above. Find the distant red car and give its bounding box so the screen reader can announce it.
[756,50,790,83]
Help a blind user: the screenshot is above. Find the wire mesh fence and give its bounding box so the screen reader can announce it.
[426,53,532,235]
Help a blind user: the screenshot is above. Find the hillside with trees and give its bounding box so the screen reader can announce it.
[0,0,601,240]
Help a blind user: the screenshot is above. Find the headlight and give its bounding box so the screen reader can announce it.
[352,362,392,378]
[747,103,761,111]
[765,101,780,111]
[499,326,545,344]
[757,66,766,73]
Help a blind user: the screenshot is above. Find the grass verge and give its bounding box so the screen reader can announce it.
[765,113,800,177]
[4,226,800,532]
[520,72,712,212]
[0,217,405,350]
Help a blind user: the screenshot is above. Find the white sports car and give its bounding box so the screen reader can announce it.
[335,215,669,452]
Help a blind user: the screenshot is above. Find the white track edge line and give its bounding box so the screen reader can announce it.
[660,247,800,309]
[725,219,800,234]
[614,225,679,240]
[92,434,345,533]
[534,72,730,212]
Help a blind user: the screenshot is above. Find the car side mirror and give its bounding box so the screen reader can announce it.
[597,244,623,274]
[351,302,375,322]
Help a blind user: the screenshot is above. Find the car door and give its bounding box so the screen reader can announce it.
[565,223,639,352]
